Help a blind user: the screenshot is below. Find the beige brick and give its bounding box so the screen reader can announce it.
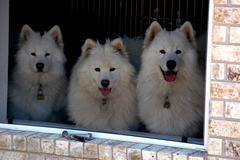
[213,7,240,25]
[41,138,55,154]
[211,63,224,80]
[211,44,240,62]
[76,159,98,160]
[99,140,120,160]
[13,131,35,151]
[225,140,240,158]
[230,0,240,5]
[230,27,240,44]
[214,0,228,4]
[142,145,165,160]
[172,149,196,160]
[211,81,240,100]
[227,64,240,82]
[207,156,229,160]
[99,144,112,160]
[210,100,223,117]
[27,137,41,152]
[113,141,135,160]
[127,143,150,160]
[188,151,207,160]
[208,138,222,155]
[27,133,49,153]
[209,119,240,138]
[55,138,69,156]
[0,150,28,160]
[157,147,180,160]
[76,159,96,160]
[212,44,240,62]
[0,130,21,149]
[29,153,75,160]
[28,153,49,160]
[41,134,61,154]
[212,26,226,43]
[0,133,11,149]
[69,140,84,158]
[84,138,106,159]
[84,146,98,159]
[225,101,240,119]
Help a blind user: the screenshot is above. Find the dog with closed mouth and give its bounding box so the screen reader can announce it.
[8,24,67,122]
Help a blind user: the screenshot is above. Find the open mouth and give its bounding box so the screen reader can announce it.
[99,88,112,97]
[160,67,177,82]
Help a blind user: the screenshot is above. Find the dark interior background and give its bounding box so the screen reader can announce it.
[9,0,209,76]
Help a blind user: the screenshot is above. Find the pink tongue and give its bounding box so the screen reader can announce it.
[100,88,111,97]
[165,71,176,82]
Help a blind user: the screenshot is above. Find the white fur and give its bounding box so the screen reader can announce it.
[68,38,138,131]
[8,25,67,122]
[137,21,205,137]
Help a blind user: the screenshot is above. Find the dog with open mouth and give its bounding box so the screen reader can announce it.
[67,38,139,131]
[137,21,205,137]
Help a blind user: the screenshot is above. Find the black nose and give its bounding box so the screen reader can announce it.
[101,80,110,88]
[166,60,176,70]
[36,63,44,71]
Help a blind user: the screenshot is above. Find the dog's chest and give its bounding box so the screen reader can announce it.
[100,98,108,111]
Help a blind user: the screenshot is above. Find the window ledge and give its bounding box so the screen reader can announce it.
[0,128,207,159]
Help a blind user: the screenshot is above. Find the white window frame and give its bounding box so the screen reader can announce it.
[0,0,213,151]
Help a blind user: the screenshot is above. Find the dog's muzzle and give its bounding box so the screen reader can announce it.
[160,60,178,82]
[99,79,111,97]
[36,63,44,72]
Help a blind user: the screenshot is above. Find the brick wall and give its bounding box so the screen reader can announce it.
[1,1,240,160]
[0,129,207,160]
[208,0,240,159]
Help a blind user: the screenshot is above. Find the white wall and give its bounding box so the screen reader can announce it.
[0,0,9,122]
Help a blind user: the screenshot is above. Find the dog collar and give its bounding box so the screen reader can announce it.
[100,98,108,111]
[37,83,44,100]
[164,96,170,108]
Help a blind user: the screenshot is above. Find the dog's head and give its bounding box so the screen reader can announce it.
[16,24,66,74]
[77,38,135,98]
[143,21,197,82]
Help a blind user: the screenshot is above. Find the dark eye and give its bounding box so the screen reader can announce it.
[45,53,51,56]
[110,68,115,72]
[95,68,100,72]
[159,50,166,54]
[176,50,182,54]
[31,52,36,56]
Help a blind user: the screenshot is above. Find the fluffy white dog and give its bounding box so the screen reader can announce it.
[8,25,67,122]
[137,21,205,137]
[68,38,139,131]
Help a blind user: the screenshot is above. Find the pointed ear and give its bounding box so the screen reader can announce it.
[81,38,97,58]
[180,21,196,48]
[48,25,64,49]
[19,24,34,48]
[111,38,127,57]
[144,21,162,48]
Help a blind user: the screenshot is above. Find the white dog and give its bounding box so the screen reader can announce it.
[137,21,205,137]
[8,25,67,122]
[68,38,139,131]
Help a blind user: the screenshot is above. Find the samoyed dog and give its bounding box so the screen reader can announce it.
[137,21,205,137]
[8,25,67,122]
[68,38,138,131]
